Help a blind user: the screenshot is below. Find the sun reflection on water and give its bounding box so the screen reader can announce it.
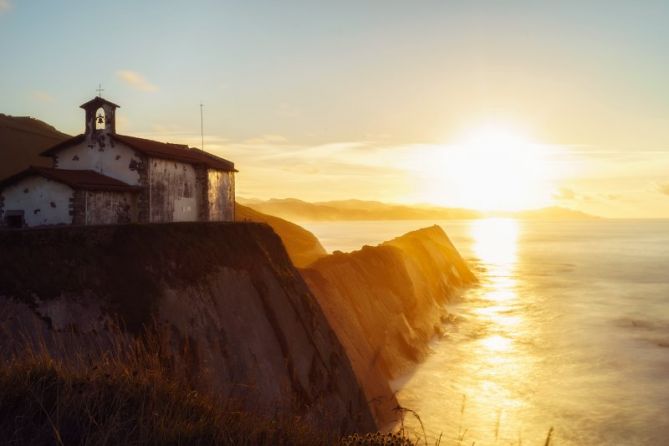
[471,218,521,357]
[397,218,546,444]
[457,218,535,442]
[481,334,513,352]
[472,218,519,269]
[391,219,669,445]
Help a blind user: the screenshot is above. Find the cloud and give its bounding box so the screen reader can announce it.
[553,187,620,203]
[0,0,11,14]
[133,127,230,150]
[658,183,669,196]
[30,90,54,103]
[117,70,158,92]
[243,134,288,145]
[552,187,577,201]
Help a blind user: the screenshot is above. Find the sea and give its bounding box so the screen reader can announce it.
[300,219,669,446]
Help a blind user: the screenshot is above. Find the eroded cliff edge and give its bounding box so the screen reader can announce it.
[235,202,327,267]
[0,223,375,434]
[302,225,477,427]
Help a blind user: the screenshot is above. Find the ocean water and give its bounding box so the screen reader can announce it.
[301,219,669,446]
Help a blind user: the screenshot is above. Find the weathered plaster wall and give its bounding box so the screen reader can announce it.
[84,191,137,225]
[54,137,143,186]
[0,176,73,227]
[149,158,198,222]
[208,170,234,221]
[195,167,209,222]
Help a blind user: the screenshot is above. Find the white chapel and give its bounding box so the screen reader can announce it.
[0,96,236,228]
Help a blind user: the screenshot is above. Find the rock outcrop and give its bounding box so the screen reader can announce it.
[0,223,375,434]
[302,225,476,428]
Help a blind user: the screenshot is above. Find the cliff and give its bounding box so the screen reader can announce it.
[235,202,327,267]
[302,225,476,428]
[0,223,375,434]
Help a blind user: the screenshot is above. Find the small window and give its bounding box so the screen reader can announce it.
[4,210,25,228]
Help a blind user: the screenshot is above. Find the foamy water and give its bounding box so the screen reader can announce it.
[301,219,669,445]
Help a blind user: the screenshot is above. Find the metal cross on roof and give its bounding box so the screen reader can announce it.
[96,84,104,97]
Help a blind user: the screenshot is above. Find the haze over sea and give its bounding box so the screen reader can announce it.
[302,219,669,445]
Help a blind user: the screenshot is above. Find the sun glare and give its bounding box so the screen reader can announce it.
[450,123,552,211]
[418,122,556,211]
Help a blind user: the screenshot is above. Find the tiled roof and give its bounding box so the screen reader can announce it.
[0,167,141,192]
[111,134,236,171]
[40,134,236,172]
[40,134,86,156]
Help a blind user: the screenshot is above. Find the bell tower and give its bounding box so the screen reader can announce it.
[80,96,120,136]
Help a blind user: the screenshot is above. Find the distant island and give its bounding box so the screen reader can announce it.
[238,197,600,221]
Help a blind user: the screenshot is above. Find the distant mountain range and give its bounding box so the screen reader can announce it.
[239,197,600,221]
[0,114,70,180]
[238,197,483,221]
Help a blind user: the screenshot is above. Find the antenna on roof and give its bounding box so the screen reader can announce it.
[200,102,204,151]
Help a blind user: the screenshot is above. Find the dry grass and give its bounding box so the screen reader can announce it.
[0,340,329,445]
[0,327,555,446]
[392,391,558,446]
[0,327,418,446]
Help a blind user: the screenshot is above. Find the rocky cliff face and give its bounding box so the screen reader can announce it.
[302,225,476,428]
[0,223,375,434]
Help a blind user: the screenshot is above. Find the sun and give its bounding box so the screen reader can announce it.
[421,122,555,211]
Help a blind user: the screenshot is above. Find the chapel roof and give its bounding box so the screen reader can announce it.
[80,96,121,109]
[0,166,141,192]
[40,134,236,172]
[112,134,236,171]
[40,135,86,155]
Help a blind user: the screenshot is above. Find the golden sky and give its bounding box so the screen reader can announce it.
[2,1,669,217]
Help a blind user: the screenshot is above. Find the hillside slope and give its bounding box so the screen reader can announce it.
[0,114,70,180]
[0,223,375,434]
